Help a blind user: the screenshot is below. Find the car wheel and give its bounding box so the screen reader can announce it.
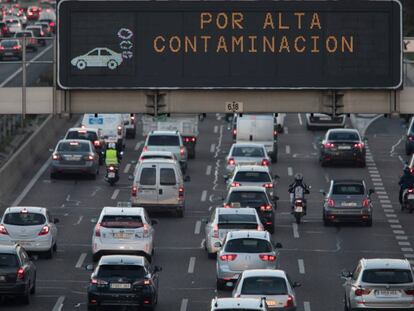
[44,247,53,259]
[76,60,86,70]
[365,218,373,227]
[90,173,97,180]
[321,159,327,167]
[216,278,226,290]
[107,60,118,70]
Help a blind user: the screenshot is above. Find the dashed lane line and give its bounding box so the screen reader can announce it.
[188,257,196,274]
[286,145,291,154]
[210,143,216,153]
[292,223,299,238]
[111,189,120,200]
[194,221,201,235]
[288,167,293,176]
[206,165,212,176]
[304,301,311,311]
[74,216,83,226]
[52,296,65,311]
[284,127,289,134]
[201,190,207,202]
[214,125,218,134]
[180,299,189,311]
[123,163,131,174]
[298,259,305,274]
[134,141,143,151]
[297,113,303,125]
[75,253,87,268]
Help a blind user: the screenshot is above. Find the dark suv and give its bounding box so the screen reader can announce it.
[0,244,36,304]
[87,255,161,311]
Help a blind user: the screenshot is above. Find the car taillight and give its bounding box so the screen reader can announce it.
[17,268,25,280]
[85,154,94,161]
[233,129,237,136]
[52,153,60,160]
[212,224,219,238]
[257,224,264,231]
[91,278,108,285]
[38,225,50,236]
[94,223,101,237]
[13,45,21,50]
[259,254,276,261]
[0,46,4,51]
[327,198,335,207]
[131,186,137,197]
[231,182,241,187]
[219,254,237,261]
[354,288,371,296]
[143,146,148,152]
[362,198,370,207]
[0,225,8,235]
[117,126,122,135]
[354,143,365,149]
[228,158,235,165]
[40,31,44,36]
[273,130,278,136]
[405,289,414,295]
[284,295,294,308]
[108,166,115,171]
[261,159,270,166]
[180,147,185,156]
[260,205,272,211]
[263,183,273,189]
[178,187,184,198]
[143,224,149,238]
[93,140,100,147]
[409,136,414,141]
[49,21,55,27]
[409,189,414,193]
[184,137,196,143]
[223,204,231,208]
[324,143,334,148]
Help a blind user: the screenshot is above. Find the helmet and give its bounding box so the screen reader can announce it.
[294,173,303,182]
[404,165,411,174]
[108,142,116,149]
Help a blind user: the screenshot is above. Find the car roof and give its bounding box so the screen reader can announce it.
[212,297,266,309]
[0,244,18,254]
[101,207,144,216]
[361,258,412,270]
[327,128,359,134]
[232,143,265,148]
[138,159,177,165]
[99,255,145,266]
[229,186,267,193]
[241,269,287,278]
[216,207,257,215]
[5,206,47,215]
[226,230,269,240]
[332,179,364,185]
[149,130,179,136]
[234,165,270,172]
[140,151,174,156]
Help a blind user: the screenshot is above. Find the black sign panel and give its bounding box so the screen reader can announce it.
[58,0,402,89]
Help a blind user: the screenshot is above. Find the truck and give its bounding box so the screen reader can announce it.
[142,114,199,159]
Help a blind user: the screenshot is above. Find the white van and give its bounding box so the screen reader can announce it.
[130,159,189,217]
[81,114,126,150]
[235,114,278,162]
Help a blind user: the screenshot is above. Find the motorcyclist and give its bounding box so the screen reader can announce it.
[288,173,310,214]
[105,142,120,167]
[399,166,414,205]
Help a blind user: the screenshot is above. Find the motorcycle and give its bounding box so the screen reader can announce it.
[290,184,310,225]
[105,165,119,186]
[402,188,414,213]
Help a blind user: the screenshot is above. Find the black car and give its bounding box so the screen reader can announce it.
[0,244,36,304]
[224,186,275,233]
[87,255,161,311]
[0,21,10,37]
[0,39,22,60]
[405,117,414,155]
[319,129,366,167]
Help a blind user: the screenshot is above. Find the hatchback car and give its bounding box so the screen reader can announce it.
[233,269,300,310]
[204,207,263,258]
[0,206,59,258]
[227,165,277,203]
[65,127,106,165]
[322,180,374,226]
[50,139,100,179]
[225,143,271,177]
[14,30,38,51]
[0,39,22,60]
[224,186,275,233]
[87,255,161,310]
[319,129,366,167]
[25,25,45,46]
[0,244,36,304]
[92,207,156,262]
[342,258,414,310]
[216,230,282,290]
[211,297,268,311]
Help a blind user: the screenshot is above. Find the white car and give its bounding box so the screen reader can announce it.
[71,48,123,70]
[225,143,271,177]
[305,113,346,130]
[5,19,22,34]
[92,207,156,262]
[211,297,268,311]
[0,206,59,258]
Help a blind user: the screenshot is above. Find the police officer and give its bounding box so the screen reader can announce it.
[105,142,119,167]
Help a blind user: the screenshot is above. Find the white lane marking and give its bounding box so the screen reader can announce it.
[304,301,311,311]
[396,236,408,240]
[380,200,391,204]
[376,191,387,195]
[399,241,411,246]
[188,257,196,274]
[373,183,384,186]
[384,209,394,213]
[74,216,83,226]
[206,165,212,176]
[386,214,397,218]
[288,167,293,176]
[378,195,389,199]
[134,141,143,151]
[12,159,51,206]
[284,127,289,134]
[390,136,404,156]
[52,296,65,311]
[75,253,87,268]
[180,298,189,311]
[375,187,385,191]
[372,178,383,182]
[298,259,305,274]
[391,225,402,229]
[208,206,213,211]
[312,143,317,150]
[292,223,299,238]
[402,248,414,252]
[286,145,291,154]
[200,239,206,248]
[214,125,218,134]
[297,113,303,125]
[388,219,400,223]
[201,190,207,202]
[194,221,201,235]
[382,204,392,208]
[324,174,330,183]
[393,230,406,235]
[123,163,131,174]
[111,189,120,200]
[370,174,381,178]
[398,155,405,165]
[210,143,216,153]
[0,44,53,87]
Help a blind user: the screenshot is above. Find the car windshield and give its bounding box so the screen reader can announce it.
[100,215,143,229]
[57,141,90,152]
[148,135,179,146]
[232,147,264,157]
[0,254,18,267]
[97,265,145,279]
[66,131,98,142]
[234,172,271,183]
[332,184,364,195]
[3,212,46,226]
[362,269,413,284]
[328,132,359,141]
[227,192,268,207]
[225,238,272,253]
[0,40,18,48]
[241,276,288,295]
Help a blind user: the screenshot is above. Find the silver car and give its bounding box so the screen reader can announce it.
[204,207,263,259]
[0,206,59,259]
[216,230,282,290]
[342,258,414,310]
[232,269,300,310]
[92,207,157,262]
[225,143,271,177]
[50,139,100,179]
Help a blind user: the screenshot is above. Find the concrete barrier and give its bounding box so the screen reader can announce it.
[0,115,74,206]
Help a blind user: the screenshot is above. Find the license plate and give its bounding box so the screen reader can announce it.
[338,145,351,150]
[140,189,156,194]
[294,205,303,212]
[108,172,115,178]
[266,300,277,306]
[4,52,12,56]
[66,157,80,161]
[110,283,131,289]
[408,194,414,200]
[341,202,357,207]
[16,241,31,246]
[0,276,5,281]
[114,233,131,239]
[376,290,399,297]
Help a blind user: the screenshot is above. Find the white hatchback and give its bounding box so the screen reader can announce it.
[92,207,156,262]
[0,206,59,259]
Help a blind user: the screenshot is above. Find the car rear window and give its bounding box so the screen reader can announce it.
[234,172,271,183]
[0,40,18,48]
[57,141,90,152]
[332,184,364,195]
[142,155,173,160]
[232,147,264,157]
[139,167,156,185]
[100,215,143,229]
[160,168,176,185]
[218,214,257,224]
[97,265,145,279]
[15,32,32,37]
[0,254,18,267]
[328,132,359,141]
[225,238,272,253]
[3,212,46,226]
[228,192,268,207]
[66,131,98,141]
[241,276,288,295]
[362,269,413,284]
[148,135,179,146]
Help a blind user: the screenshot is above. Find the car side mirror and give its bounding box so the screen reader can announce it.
[153,266,162,273]
[274,242,282,249]
[53,218,59,224]
[184,176,191,182]
[369,189,375,196]
[128,175,134,181]
[151,219,158,226]
[341,271,353,279]
[85,264,94,271]
[214,242,222,248]
[292,282,301,288]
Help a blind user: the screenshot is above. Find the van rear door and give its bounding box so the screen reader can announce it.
[137,165,158,204]
[158,166,179,205]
